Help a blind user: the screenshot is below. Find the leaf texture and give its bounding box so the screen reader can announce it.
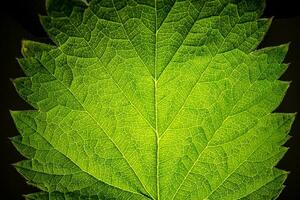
[11,0,295,199]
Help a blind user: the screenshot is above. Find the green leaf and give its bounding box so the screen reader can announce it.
[11,0,295,199]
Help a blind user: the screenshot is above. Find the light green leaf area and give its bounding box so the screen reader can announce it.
[11,0,295,199]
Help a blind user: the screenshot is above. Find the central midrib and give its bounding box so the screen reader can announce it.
[154,1,160,200]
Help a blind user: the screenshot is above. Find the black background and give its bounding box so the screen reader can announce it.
[0,0,299,199]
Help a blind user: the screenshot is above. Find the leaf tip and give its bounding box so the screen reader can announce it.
[281,42,291,52]
[9,110,21,120]
[11,161,20,169]
[21,40,32,57]
[9,77,21,91]
[9,77,15,84]
[284,170,291,176]
[293,112,298,118]
[268,16,274,24]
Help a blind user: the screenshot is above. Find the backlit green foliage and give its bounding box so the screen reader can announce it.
[11,0,294,199]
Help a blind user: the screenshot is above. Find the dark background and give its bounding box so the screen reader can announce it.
[0,0,299,199]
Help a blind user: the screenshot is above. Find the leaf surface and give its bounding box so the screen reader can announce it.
[11,0,295,199]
